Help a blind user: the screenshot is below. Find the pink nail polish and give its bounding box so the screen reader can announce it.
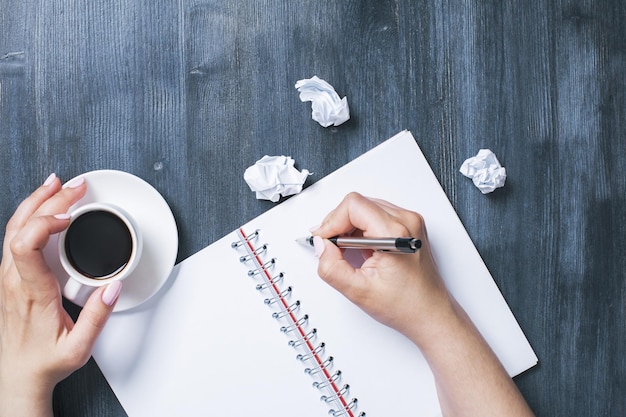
[54,213,71,220]
[43,173,57,186]
[102,281,123,306]
[313,236,326,258]
[65,177,85,188]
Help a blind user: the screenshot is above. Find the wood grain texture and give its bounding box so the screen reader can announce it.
[1,1,624,416]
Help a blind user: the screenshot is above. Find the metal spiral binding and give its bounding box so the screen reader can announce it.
[231,229,260,248]
[272,301,301,319]
[247,258,276,276]
[256,272,284,290]
[239,244,268,262]
[264,286,292,305]
[313,370,342,389]
[305,356,333,375]
[233,228,366,417]
[280,314,308,333]
[288,328,317,348]
[296,342,325,362]
[329,399,360,416]
[321,384,350,403]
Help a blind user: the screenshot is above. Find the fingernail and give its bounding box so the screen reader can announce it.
[102,281,123,306]
[54,213,71,220]
[313,236,326,258]
[43,173,57,186]
[65,177,85,188]
[309,224,321,233]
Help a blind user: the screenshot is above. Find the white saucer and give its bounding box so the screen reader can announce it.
[43,170,178,312]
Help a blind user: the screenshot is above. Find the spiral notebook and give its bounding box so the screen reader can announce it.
[93,130,537,416]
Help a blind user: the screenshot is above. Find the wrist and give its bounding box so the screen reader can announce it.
[401,292,464,351]
[0,372,55,417]
[406,296,493,369]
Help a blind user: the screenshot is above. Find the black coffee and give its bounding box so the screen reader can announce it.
[65,210,133,278]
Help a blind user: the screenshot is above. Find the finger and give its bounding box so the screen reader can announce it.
[314,236,364,301]
[3,175,86,262]
[10,214,72,287]
[5,173,61,238]
[32,176,87,218]
[367,197,427,236]
[65,282,120,365]
[345,194,426,238]
[366,197,405,214]
[316,192,402,238]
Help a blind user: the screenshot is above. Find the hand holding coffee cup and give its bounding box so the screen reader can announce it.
[59,202,143,306]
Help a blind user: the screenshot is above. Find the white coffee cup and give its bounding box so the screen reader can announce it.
[59,202,143,306]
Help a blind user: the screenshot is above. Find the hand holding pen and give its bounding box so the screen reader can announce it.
[306,192,446,340]
[309,192,535,417]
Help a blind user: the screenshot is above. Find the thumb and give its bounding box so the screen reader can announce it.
[68,281,121,357]
[314,237,361,300]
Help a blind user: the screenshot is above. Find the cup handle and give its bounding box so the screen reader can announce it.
[63,278,96,306]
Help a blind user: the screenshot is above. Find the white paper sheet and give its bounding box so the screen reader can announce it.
[243,155,310,202]
[460,149,507,194]
[93,131,536,417]
[295,76,350,127]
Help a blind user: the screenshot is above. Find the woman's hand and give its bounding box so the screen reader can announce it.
[0,174,122,417]
[311,192,535,417]
[310,192,454,344]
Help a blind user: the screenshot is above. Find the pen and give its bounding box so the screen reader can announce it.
[296,236,421,254]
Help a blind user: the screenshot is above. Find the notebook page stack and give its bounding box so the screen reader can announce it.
[93,130,537,416]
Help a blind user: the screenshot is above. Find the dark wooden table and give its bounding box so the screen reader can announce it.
[1,1,624,416]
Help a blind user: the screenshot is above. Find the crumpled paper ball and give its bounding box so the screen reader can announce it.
[459,149,506,194]
[244,155,311,202]
[295,76,350,127]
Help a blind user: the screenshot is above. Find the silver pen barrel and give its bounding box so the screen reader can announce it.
[332,237,420,253]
